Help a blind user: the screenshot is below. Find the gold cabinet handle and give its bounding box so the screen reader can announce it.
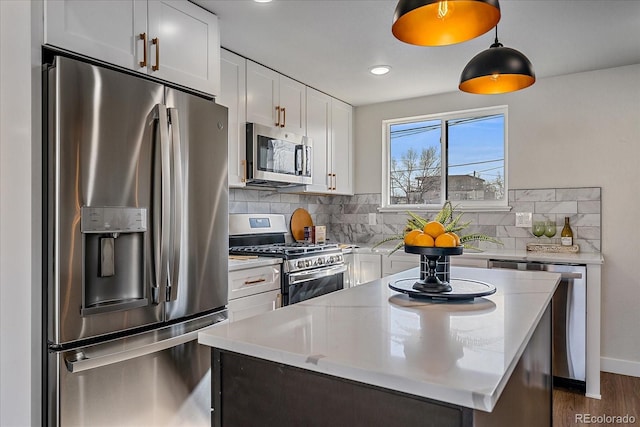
[152,37,160,71]
[241,159,246,183]
[281,107,286,128]
[275,106,281,127]
[139,33,147,67]
[244,278,267,285]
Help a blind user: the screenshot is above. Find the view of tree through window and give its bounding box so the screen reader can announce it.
[390,119,442,204]
[387,108,506,207]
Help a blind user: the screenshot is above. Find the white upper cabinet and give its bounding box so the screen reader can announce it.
[305,88,332,193]
[330,99,353,195]
[147,1,220,95]
[219,49,247,188]
[246,61,306,135]
[219,52,352,195]
[44,0,147,70]
[278,75,306,135]
[293,88,353,195]
[44,0,220,96]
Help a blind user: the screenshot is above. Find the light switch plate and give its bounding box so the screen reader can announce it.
[515,212,532,228]
[368,213,377,226]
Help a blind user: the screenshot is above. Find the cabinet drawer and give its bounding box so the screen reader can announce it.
[227,290,281,323]
[229,265,281,300]
[450,257,488,268]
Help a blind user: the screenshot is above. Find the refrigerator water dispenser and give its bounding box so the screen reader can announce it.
[81,206,148,315]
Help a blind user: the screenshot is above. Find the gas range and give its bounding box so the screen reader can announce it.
[229,214,347,306]
[229,242,340,257]
[229,241,343,273]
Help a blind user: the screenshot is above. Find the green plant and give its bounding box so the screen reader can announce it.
[372,201,503,254]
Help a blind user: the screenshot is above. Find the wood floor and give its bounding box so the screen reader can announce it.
[553,372,640,426]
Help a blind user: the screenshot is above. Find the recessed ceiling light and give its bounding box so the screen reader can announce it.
[254,0,272,3]
[370,65,391,76]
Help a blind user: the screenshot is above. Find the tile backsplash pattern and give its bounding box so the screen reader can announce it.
[230,187,601,253]
[229,189,339,243]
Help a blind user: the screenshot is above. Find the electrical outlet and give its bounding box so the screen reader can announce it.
[515,212,532,228]
[368,213,377,226]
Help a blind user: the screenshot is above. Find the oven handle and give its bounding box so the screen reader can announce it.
[288,264,347,285]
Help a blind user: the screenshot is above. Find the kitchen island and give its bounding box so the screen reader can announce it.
[199,266,560,426]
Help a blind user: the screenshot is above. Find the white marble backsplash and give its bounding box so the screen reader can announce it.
[229,187,601,253]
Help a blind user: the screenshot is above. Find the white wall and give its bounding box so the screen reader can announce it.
[354,64,640,375]
[0,1,41,425]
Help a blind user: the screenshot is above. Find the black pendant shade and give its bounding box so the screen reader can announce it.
[392,0,501,46]
[459,34,535,94]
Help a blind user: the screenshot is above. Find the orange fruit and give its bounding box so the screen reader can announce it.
[403,229,422,245]
[450,232,461,246]
[413,233,435,247]
[423,221,446,238]
[435,232,458,248]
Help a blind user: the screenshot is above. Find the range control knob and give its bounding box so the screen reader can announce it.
[317,257,324,265]
[305,259,312,268]
[297,260,305,269]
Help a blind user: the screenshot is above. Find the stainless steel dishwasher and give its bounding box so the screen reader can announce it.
[488,259,586,391]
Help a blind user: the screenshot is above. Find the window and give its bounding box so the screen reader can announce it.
[382,106,507,210]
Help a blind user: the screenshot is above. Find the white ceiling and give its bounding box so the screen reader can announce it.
[193,0,640,106]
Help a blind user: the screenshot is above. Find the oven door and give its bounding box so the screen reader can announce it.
[285,264,347,305]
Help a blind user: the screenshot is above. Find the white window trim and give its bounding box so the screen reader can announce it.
[381,105,509,211]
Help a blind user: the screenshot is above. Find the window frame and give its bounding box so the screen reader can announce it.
[381,105,509,212]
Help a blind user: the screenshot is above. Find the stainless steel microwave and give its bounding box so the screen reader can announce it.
[245,122,312,187]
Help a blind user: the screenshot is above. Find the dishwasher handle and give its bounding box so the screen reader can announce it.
[488,260,583,280]
[558,272,583,280]
[488,260,529,270]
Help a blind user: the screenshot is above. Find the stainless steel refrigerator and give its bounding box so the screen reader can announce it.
[43,55,228,426]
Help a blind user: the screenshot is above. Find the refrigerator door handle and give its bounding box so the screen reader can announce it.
[151,104,172,304]
[167,107,183,302]
[64,329,199,373]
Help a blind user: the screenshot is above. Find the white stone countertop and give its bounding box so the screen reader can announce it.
[228,256,282,272]
[354,244,604,265]
[199,266,560,412]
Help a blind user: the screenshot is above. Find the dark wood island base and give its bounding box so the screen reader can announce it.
[211,306,552,427]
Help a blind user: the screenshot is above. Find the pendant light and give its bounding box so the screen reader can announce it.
[459,27,535,94]
[392,0,501,46]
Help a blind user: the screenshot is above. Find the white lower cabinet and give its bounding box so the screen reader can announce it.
[450,257,489,268]
[343,253,355,288]
[228,264,281,322]
[382,253,419,277]
[228,290,280,323]
[382,252,489,276]
[354,253,382,286]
